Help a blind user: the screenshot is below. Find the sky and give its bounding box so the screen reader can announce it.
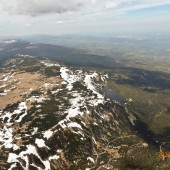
[0,0,170,36]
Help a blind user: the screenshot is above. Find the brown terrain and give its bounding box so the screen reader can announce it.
[0,70,61,109]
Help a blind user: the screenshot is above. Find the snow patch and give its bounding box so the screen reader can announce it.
[0,102,27,150]
[43,130,53,139]
[67,122,82,129]
[3,40,17,44]
[35,139,47,148]
[41,60,60,67]
[8,144,51,170]
[49,155,60,161]
[87,157,95,163]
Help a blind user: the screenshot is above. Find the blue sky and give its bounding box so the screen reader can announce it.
[0,0,170,36]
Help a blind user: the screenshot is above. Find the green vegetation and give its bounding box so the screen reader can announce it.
[44,66,60,77]
[29,90,43,97]
[22,65,41,73]
[107,79,170,139]
[27,88,72,132]
[120,147,162,170]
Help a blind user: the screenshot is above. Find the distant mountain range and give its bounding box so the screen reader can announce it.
[0,39,118,69]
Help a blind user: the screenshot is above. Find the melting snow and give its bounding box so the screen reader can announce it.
[8,163,17,170]
[1,102,28,123]
[67,122,82,129]
[0,84,7,88]
[49,155,60,161]
[1,72,14,82]
[8,144,51,170]
[0,126,13,149]
[41,60,60,67]
[44,130,53,139]
[35,139,47,148]
[3,62,106,169]
[28,96,46,103]
[60,67,81,91]
[0,92,7,96]
[42,66,105,140]
[32,127,38,135]
[51,89,62,94]
[87,157,95,163]
[0,86,16,96]
[85,73,104,99]
[3,40,17,44]
[0,102,28,150]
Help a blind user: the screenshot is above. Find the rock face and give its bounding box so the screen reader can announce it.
[0,55,168,170]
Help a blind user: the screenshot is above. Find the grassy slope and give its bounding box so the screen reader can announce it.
[107,79,170,139]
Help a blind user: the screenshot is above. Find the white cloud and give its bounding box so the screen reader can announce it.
[0,0,138,16]
[56,20,75,24]
[25,23,32,27]
[0,0,170,36]
[0,0,170,16]
[0,0,84,15]
[56,20,65,24]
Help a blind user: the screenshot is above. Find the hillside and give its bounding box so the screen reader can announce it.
[0,40,117,69]
[0,55,169,170]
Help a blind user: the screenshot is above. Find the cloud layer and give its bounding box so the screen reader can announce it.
[0,0,170,16]
[0,0,170,36]
[0,0,135,16]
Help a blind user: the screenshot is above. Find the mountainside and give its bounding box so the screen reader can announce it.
[0,40,117,69]
[0,55,169,170]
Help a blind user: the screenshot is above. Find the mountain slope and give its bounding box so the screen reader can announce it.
[0,40,117,69]
[0,55,168,170]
